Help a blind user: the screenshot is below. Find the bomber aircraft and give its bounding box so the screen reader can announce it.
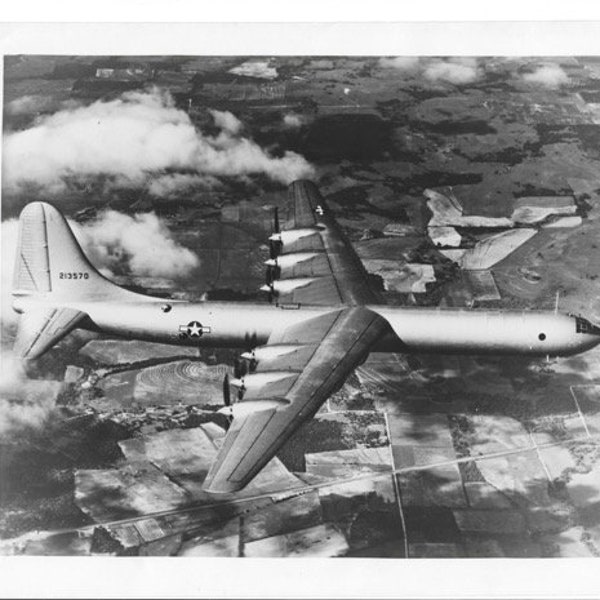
[10,180,600,493]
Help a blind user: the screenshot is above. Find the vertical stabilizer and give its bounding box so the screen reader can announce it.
[12,202,131,301]
[11,201,141,359]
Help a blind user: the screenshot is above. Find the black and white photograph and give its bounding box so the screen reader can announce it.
[2,15,600,598]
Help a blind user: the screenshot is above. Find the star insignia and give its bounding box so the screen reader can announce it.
[178,321,210,338]
[188,321,202,337]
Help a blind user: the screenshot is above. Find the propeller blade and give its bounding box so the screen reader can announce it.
[223,373,231,407]
[274,206,280,233]
[266,264,280,285]
[233,358,247,379]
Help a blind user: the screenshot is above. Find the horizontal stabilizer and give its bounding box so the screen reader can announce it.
[14,307,87,360]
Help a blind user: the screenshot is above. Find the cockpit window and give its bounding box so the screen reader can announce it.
[575,316,600,335]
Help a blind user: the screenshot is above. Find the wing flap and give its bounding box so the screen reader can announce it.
[203,307,392,493]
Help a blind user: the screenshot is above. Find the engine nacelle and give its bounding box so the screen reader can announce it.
[229,371,296,392]
[241,344,302,363]
[269,227,323,246]
[260,278,315,295]
[264,252,321,270]
[218,397,290,419]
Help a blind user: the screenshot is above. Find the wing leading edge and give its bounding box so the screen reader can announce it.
[203,306,392,494]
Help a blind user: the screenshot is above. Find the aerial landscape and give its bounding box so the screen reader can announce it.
[3,54,600,557]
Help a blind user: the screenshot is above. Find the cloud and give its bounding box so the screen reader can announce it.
[72,210,200,280]
[209,109,243,135]
[228,60,278,80]
[1,219,19,335]
[423,58,481,85]
[0,397,54,435]
[147,173,220,197]
[3,88,314,194]
[0,349,59,436]
[283,113,305,128]
[521,64,570,88]
[378,57,482,85]
[5,94,56,116]
[378,57,421,71]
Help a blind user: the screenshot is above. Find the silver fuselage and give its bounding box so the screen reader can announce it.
[15,295,600,357]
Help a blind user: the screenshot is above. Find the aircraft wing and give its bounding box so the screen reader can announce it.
[13,307,87,360]
[203,306,392,493]
[267,180,382,306]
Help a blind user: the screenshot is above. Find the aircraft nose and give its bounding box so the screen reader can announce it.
[574,315,600,336]
[569,315,600,353]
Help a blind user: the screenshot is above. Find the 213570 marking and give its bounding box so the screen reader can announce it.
[59,272,89,280]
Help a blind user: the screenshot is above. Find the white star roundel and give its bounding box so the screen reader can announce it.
[187,321,203,337]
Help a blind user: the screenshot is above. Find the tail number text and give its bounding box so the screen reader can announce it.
[59,272,90,280]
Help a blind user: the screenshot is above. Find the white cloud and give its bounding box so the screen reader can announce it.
[228,60,278,80]
[378,57,482,85]
[209,109,243,135]
[72,210,200,280]
[378,57,421,71]
[522,64,570,88]
[1,219,19,335]
[3,88,314,194]
[0,397,54,435]
[5,94,55,116]
[148,173,220,197]
[423,58,481,85]
[0,349,59,436]
[283,113,305,128]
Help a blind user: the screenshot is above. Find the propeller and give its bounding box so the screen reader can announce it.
[266,264,281,286]
[233,357,248,379]
[223,373,231,407]
[269,238,281,260]
[219,374,234,424]
[269,207,282,258]
[266,266,274,286]
[261,281,276,304]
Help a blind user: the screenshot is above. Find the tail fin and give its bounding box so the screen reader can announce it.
[12,202,135,359]
[13,201,127,301]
